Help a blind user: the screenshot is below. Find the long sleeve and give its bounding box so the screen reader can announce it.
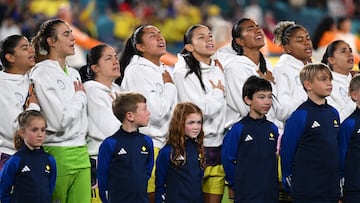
[326,72,355,122]
[273,54,307,122]
[155,146,171,203]
[145,136,155,180]
[32,72,86,132]
[173,57,226,147]
[97,138,116,203]
[0,156,21,203]
[48,155,57,193]
[122,64,176,123]
[224,61,251,118]
[280,109,307,192]
[29,60,88,146]
[338,117,355,177]
[221,123,244,188]
[85,82,121,156]
[120,56,177,147]
[173,56,225,118]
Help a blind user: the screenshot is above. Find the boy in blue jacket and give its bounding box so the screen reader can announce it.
[97,92,154,203]
[280,63,340,203]
[222,76,279,203]
[339,74,360,203]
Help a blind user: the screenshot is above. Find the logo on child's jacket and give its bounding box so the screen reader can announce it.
[244,134,253,142]
[311,121,320,128]
[118,148,127,155]
[45,164,51,174]
[357,128,360,134]
[176,155,185,161]
[21,165,31,173]
[269,133,275,141]
[333,119,339,128]
[141,146,148,154]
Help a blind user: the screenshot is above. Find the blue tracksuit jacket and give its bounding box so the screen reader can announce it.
[339,107,360,201]
[97,126,154,203]
[155,138,203,203]
[222,115,279,203]
[280,99,340,201]
[0,146,56,203]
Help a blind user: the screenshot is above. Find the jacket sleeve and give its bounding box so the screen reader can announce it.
[97,138,116,203]
[0,155,21,203]
[221,123,244,188]
[338,117,355,177]
[280,109,307,192]
[145,136,154,179]
[48,155,57,193]
[155,146,171,203]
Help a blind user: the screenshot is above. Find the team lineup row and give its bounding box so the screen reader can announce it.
[0,16,356,203]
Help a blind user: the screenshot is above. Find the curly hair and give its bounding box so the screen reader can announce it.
[273,21,304,46]
[167,102,205,169]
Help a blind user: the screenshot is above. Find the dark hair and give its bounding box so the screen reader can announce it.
[242,75,272,102]
[118,25,148,85]
[337,16,350,30]
[79,44,109,82]
[181,24,208,92]
[31,18,66,63]
[112,92,147,122]
[273,21,305,46]
[312,16,334,50]
[14,110,46,150]
[167,102,205,169]
[231,18,268,74]
[0,35,24,70]
[321,40,346,70]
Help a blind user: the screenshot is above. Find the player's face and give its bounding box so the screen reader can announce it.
[328,41,354,75]
[11,37,35,72]
[284,28,312,64]
[186,25,216,60]
[93,46,120,82]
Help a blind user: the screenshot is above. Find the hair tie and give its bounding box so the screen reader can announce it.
[132,25,144,49]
